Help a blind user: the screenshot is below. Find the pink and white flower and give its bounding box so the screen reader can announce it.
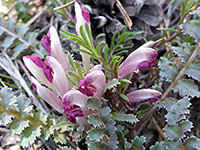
[118,48,158,79]
[62,90,93,129]
[41,26,71,73]
[126,89,162,103]
[75,2,91,73]
[78,70,106,99]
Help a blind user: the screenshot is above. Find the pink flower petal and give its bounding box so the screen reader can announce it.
[118,48,158,79]
[126,89,162,103]
[23,56,53,88]
[30,76,63,113]
[45,56,71,97]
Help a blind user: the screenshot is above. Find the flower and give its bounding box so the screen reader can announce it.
[118,47,158,79]
[78,70,106,99]
[23,56,53,89]
[126,89,162,103]
[23,55,71,97]
[41,26,71,73]
[30,76,64,113]
[62,90,93,129]
[45,56,71,97]
[74,2,91,73]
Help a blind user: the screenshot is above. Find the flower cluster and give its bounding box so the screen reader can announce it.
[23,2,161,129]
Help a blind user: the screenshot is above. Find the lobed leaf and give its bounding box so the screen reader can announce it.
[131,136,146,150]
[185,62,200,81]
[158,57,178,82]
[88,115,104,127]
[87,98,101,111]
[150,142,167,150]
[173,79,200,98]
[180,20,200,42]
[88,128,105,141]
[164,120,193,141]
[111,112,138,123]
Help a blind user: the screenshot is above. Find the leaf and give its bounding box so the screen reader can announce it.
[87,98,101,111]
[21,125,41,147]
[0,87,17,110]
[172,42,192,63]
[120,93,129,101]
[164,140,183,150]
[105,79,120,91]
[89,142,112,150]
[0,111,13,125]
[164,120,193,141]
[184,136,200,149]
[13,43,28,58]
[16,24,29,37]
[150,142,167,150]
[6,19,15,32]
[53,132,66,144]
[158,97,176,111]
[190,6,200,16]
[15,94,32,116]
[8,119,29,136]
[180,20,200,42]
[27,32,37,47]
[131,136,146,150]
[111,112,138,123]
[99,107,111,122]
[2,37,16,49]
[158,57,178,82]
[173,79,200,97]
[165,97,191,125]
[88,128,105,141]
[88,115,104,127]
[185,62,200,81]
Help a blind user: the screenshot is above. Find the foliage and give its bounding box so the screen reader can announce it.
[0,0,200,149]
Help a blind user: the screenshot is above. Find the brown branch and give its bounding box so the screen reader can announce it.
[54,0,77,11]
[152,116,166,140]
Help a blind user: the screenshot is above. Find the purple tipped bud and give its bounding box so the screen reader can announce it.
[126,89,162,103]
[41,26,71,73]
[23,56,53,88]
[118,48,158,79]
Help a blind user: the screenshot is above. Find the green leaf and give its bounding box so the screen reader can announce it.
[16,24,29,37]
[158,57,178,82]
[88,115,104,127]
[105,79,120,91]
[68,72,80,83]
[111,112,138,123]
[164,120,193,141]
[15,94,32,116]
[172,42,191,63]
[53,132,66,144]
[180,20,200,42]
[165,97,191,125]
[8,119,29,136]
[164,140,183,150]
[13,43,28,58]
[2,36,16,49]
[185,62,200,81]
[21,125,41,147]
[27,32,37,47]
[184,136,200,149]
[131,136,146,150]
[120,93,129,101]
[89,142,111,150]
[99,107,111,122]
[150,142,167,150]
[158,97,176,111]
[173,79,200,97]
[88,128,105,141]
[0,112,13,125]
[6,19,15,31]
[87,98,101,111]
[0,87,17,110]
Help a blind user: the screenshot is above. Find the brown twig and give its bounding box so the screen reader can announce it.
[54,0,77,11]
[152,116,166,140]
[115,0,132,30]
